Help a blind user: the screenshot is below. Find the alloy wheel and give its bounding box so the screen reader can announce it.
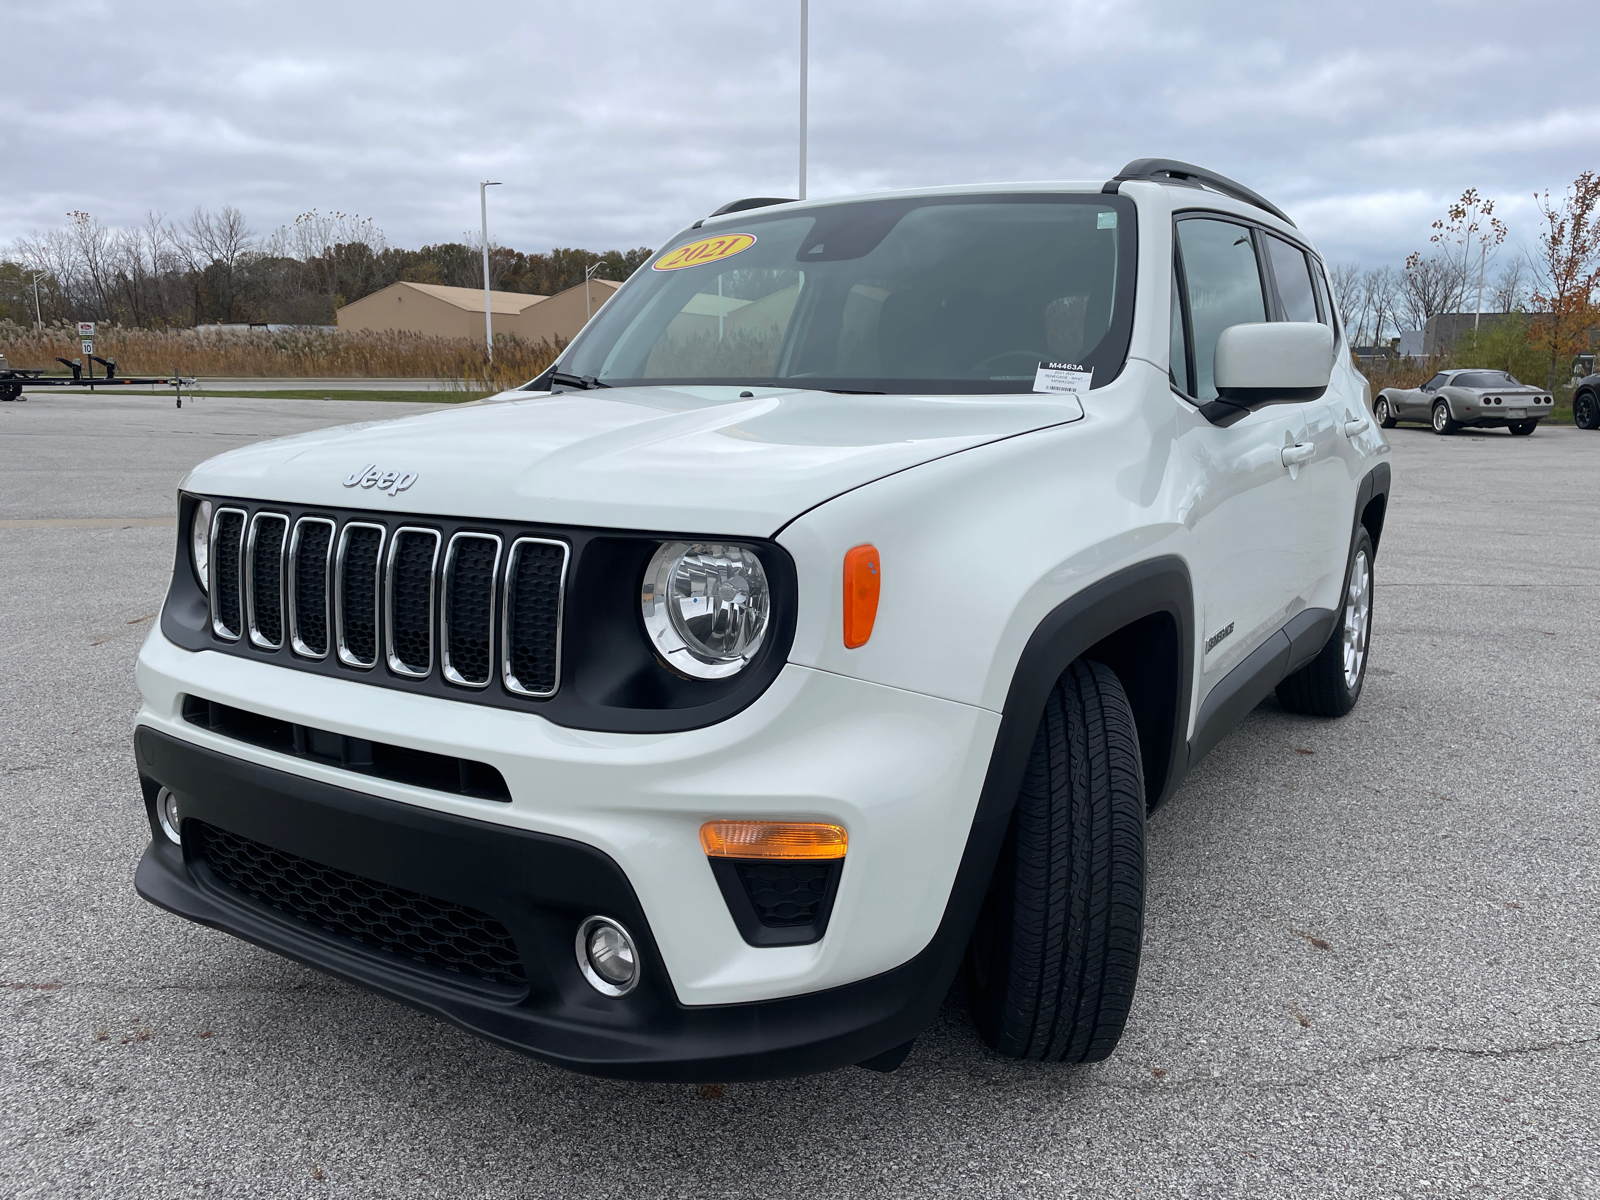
[1342,550,1371,691]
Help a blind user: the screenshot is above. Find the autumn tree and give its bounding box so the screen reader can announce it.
[1526,172,1600,390]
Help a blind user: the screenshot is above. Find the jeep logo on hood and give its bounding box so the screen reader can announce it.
[343,464,418,496]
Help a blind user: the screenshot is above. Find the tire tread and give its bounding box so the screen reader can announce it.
[969,659,1145,1063]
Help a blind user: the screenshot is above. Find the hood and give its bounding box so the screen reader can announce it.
[182,385,1085,535]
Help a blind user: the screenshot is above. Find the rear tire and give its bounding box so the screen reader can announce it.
[1508,420,1537,436]
[965,660,1145,1063]
[1431,400,1459,435]
[1277,529,1374,718]
[1374,395,1397,428]
[1574,390,1600,430]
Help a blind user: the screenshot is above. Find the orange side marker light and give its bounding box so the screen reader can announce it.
[843,544,880,648]
[700,821,848,861]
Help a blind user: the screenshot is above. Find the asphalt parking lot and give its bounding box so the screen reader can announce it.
[2,393,1597,1199]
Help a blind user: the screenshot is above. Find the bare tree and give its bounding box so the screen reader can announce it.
[181,205,258,323]
[1358,266,1399,347]
[1399,250,1466,330]
[268,210,387,319]
[1329,262,1363,332]
[1490,255,1529,313]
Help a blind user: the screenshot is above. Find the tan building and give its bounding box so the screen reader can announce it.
[336,278,623,347]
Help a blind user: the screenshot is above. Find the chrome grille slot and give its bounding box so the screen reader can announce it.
[336,522,385,669]
[288,517,334,659]
[386,527,440,678]
[442,533,501,688]
[245,513,288,650]
[503,537,569,698]
[209,507,247,641]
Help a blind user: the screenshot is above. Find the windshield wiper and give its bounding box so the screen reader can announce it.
[823,388,886,395]
[549,371,609,390]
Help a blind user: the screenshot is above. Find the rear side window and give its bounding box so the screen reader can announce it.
[1264,235,1318,323]
[1176,218,1267,402]
[1309,257,1336,329]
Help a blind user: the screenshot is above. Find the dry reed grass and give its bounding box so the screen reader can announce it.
[0,322,562,391]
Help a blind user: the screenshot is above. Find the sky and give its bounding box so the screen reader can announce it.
[1,0,1595,269]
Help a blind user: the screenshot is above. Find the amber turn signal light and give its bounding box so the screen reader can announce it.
[699,821,848,860]
[843,544,880,648]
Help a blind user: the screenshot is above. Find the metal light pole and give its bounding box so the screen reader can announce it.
[30,272,44,331]
[480,180,502,357]
[1475,240,1486,333]
[798,0,808,201]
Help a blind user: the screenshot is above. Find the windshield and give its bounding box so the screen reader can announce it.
[1453,370,1523,388]
[553,193,1137,394]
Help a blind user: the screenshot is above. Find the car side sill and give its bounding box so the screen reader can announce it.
[1188,606,1335,768]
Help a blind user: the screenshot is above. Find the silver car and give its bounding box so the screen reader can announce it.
[1375,369,1555,436]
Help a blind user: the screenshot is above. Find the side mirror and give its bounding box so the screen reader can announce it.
[1202,322,1336,426]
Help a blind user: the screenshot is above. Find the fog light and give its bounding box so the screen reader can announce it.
[156,787,182,845]
[576,916,639,996]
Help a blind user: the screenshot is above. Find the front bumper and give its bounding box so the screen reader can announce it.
[136,629,1000,1006]
[134,729,973,1081]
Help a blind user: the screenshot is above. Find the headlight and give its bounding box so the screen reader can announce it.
[190,498,213,593]
[641,542,770,679]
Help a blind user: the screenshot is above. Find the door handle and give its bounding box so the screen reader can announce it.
[1343,416,1370,438]
[1280,443,1315,467]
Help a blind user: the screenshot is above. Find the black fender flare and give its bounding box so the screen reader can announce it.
[975,555,1195,823]
[896,556,1196,1031]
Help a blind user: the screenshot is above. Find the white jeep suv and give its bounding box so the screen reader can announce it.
[133,159,1391,1080]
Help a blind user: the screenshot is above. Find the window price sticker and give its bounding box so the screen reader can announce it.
[1033,361,1093,394]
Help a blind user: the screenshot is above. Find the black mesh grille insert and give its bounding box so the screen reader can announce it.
[339,526,382,666]
[292,520,332,656]
[193,821,526,986]
[249,516,286,646]
[506,540,565,695]
[213,510,244,637]
[389,530,437,675]
[445,536,498,685]
[735,861,838,927]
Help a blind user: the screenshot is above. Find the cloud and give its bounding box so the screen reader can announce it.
[0,0,1593,267]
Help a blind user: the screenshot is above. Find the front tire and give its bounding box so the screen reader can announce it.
[1374,395,1397,428]
[1431,400,1459,435]
[1277,529,1374,717]
[1509,420,1537,436]
[1574,390,1600,430]
[965,660,1145,1063]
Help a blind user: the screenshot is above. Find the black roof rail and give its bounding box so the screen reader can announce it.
[1101,158,1294,227]
[709,196,797,217]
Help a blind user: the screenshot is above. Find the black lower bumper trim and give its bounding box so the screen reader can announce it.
[133,727,968,1081]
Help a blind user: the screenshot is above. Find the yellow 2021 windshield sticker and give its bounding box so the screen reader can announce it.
[652,233,756,272]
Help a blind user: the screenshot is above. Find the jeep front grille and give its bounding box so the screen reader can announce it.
[202,502,569,700]
[385,527,439,678]
[442,533,500,688]
[246,513,288,649]
[288,517,334,658]
[209,508,246,640]
[504,537,566,698]
[336,522,385,669]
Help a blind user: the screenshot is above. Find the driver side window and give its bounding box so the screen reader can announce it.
[1422,373,1447,392]
[1176,218,1267,402]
